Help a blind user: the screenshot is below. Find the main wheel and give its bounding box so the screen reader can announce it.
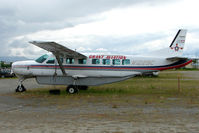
[16,85,26,92]
[66,85,78,94]
[79,86,88,90]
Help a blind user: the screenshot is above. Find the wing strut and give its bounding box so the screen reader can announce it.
[54,52,67,76]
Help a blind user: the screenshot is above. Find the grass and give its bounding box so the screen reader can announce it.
[175,68,199,71]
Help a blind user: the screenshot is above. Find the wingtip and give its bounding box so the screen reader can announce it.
[29,41,40,44]
[29,41,34,44]
[29,41,57,44]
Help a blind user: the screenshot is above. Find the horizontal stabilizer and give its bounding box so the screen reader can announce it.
[166,56,188,60]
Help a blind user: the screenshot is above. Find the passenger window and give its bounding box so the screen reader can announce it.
[78,59,87,64]
[46,58,55,64]
[92,59,100,64]
[112,59,120,65]
[102,59,110,65]
[66,58,74,64]
[122,59,130,65]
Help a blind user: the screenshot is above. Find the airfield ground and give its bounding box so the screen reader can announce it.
[0,71,199,133]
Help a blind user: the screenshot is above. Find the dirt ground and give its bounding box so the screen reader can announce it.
[0,71,199,133]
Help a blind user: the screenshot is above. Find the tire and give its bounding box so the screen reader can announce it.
[16,85,26,92]
[79,86,88,90]
[66,85,78,94]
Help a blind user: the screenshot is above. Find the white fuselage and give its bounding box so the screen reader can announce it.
[12,54,191,86]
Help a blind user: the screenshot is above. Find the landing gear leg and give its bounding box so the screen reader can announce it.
[16,78,26,92]
[66,78,80,94]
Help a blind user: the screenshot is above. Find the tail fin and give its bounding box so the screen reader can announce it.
[143,29,187,57]
[169,29,187,55]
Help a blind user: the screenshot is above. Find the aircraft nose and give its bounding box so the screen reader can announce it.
[11,61,19,74]
[11,61,25,74]
[12,62,17,67]
[11,60,35,77]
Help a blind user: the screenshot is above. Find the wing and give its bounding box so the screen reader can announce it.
[29,41,86,58]
[30,41,87,76]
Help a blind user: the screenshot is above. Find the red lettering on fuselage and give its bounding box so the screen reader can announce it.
[89,55,126,60]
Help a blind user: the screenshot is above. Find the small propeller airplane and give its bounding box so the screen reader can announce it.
[12,29,192,94]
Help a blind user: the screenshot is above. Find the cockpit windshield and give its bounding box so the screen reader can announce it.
[35,54,49,63]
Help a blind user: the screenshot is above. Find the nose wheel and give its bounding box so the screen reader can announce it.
[16,77,26,92]
[16,84,26,92]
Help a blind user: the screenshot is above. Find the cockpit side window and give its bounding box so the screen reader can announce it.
[46,57,55,64]
[56,57,64,64]
[35,54,49,63]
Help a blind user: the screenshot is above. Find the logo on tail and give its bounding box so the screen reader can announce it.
[170,43,183,52]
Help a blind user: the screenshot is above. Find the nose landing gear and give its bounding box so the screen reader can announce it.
[16,78,26,92]
[16,84,26,92]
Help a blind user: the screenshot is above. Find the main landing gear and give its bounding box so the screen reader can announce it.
[16,78,26,92]
[66,77,88,94]
[66,85,88,94]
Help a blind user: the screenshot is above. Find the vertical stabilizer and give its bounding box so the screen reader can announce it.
[142,29,187,57]
[169,29,187,56]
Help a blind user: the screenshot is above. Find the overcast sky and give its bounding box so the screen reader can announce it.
[1,0,199,58]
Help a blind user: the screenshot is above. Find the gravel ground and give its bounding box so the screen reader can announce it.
[0,71,199,133]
